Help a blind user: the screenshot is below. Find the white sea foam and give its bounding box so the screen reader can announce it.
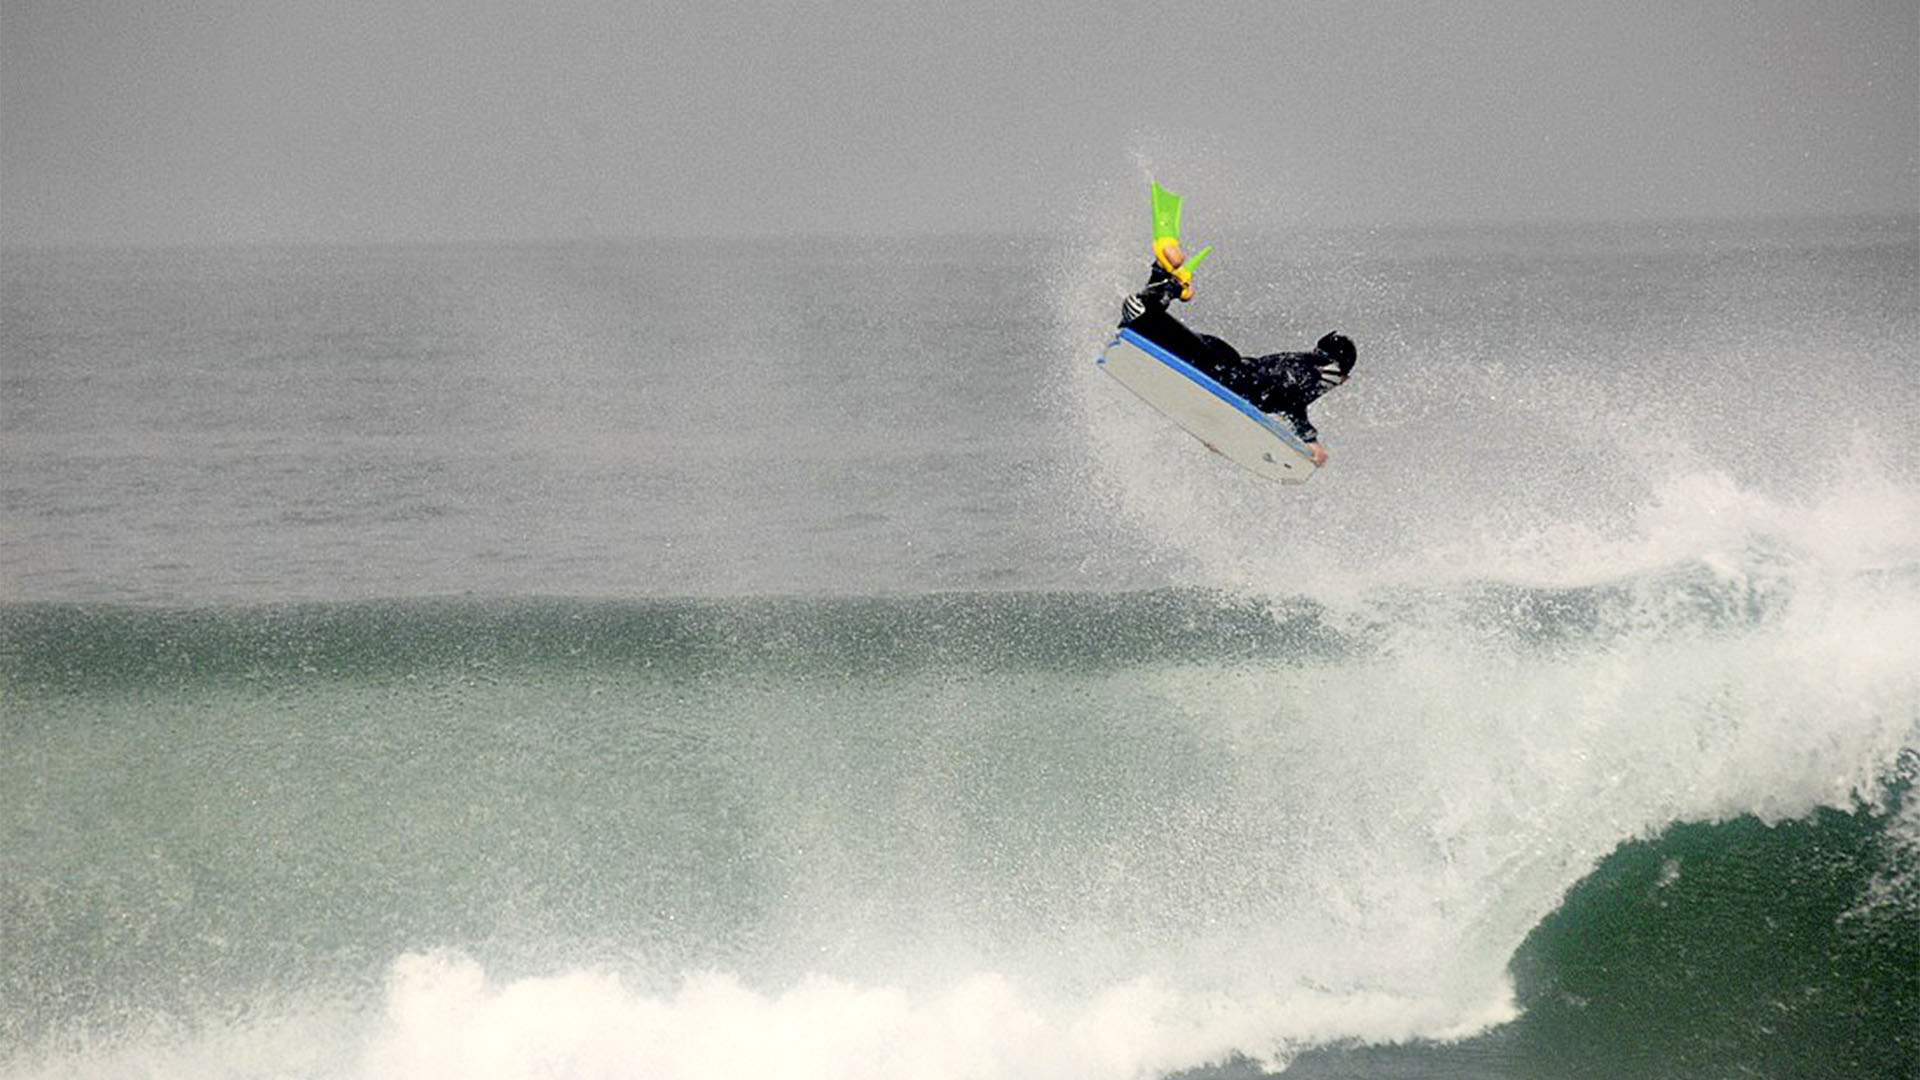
[5,955,1519,1080]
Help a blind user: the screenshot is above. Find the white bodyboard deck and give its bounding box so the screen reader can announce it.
[1098,326,1317,483]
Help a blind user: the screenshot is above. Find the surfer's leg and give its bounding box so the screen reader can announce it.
[1193,334,1246,381]
[1195,333,1239,363]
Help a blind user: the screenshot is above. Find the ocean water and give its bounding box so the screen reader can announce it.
[2,215,1917,1079]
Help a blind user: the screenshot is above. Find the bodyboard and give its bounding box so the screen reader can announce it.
[1098,326,1317,483]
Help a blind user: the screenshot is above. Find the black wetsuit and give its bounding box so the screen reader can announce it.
[1120,266,1338,444]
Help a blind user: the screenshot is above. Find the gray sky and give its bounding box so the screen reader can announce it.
[4,0,1915,246]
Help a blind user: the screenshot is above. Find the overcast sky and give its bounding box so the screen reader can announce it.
[3,0,1915,246]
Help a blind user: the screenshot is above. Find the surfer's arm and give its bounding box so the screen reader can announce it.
[1283,407,1316,445]
[1280,405,1326,466]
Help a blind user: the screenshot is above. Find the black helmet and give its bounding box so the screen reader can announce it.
[1316,331,1356,375]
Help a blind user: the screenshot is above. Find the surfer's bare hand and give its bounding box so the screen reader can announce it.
[1309,443,1328,467]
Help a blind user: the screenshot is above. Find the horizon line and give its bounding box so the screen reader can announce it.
[4,208,1915,256]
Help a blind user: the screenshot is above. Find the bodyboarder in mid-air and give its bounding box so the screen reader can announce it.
[1118,220,1356,468]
